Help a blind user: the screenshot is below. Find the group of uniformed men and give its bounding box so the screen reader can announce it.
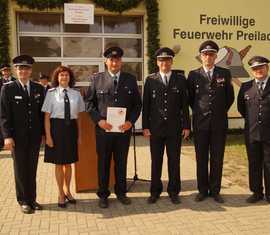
[1,39,270,213]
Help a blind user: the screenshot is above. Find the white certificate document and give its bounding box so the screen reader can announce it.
[106,107,127,133]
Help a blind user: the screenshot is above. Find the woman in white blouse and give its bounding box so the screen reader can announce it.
[42,66,85,208]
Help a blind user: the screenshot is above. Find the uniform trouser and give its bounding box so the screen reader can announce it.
[12,141,41,204]
[194,129,226,195]
[95,131,131,199]
[149,134,182,197]
[245,140,270,196]
[0,131,4,150]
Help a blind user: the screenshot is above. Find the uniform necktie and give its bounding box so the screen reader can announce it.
[257,81,264,95]
[113,75,118,91]
[63,89,71,125]
[164,75,168,86]
[23,85,29,99]
[207,71,212,81]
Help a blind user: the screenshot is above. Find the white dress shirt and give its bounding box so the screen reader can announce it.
[160,71,172,85]
[18,79,30,95]
[203,66,215,79]
[255,77,269,90]
[108,71,121,82]
[42,86,85,119]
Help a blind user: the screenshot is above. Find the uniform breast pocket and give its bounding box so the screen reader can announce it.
[244,94,254,105]
[34,96,41,104]
[13,100,22,106]
[69,99,77,116]
[12,99,24,112]
[216,77,226,87]
[215,80,226,90]
[96,89,109,100]
[123,86,133,95]
[13,96,23,105]
[122,87,133,102]
[171,87,181,96]
[216,82,225,87]
[215,82,226,95]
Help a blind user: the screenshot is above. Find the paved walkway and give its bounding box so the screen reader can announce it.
[0,137,270,235]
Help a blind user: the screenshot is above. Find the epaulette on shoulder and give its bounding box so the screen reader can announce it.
[4,81,14,85]
[72,87,80,93]
[173,69,185,76]
[242,79,253,85]
[148,73,157,79]
[91,72,104,79]
[48,87,56,92]
[93,72,104,76]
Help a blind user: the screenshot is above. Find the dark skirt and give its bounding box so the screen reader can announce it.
[44,118,78,165]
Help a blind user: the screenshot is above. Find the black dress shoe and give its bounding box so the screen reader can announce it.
[170,195,181,204]
[195,193,208,202]
[21,204,34,214]
[98,198,109,208]
[58,202,67,208]
[58,197,67,208]
[31,201,43,210]
[213,194,225,203]
[246,194,264,203]
[117,196,131,205]
[147,195,159,204]
[65,195,76,204]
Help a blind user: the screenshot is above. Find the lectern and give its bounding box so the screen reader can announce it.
[74,102,114,192]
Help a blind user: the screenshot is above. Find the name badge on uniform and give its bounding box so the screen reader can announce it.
[14,96,22,99]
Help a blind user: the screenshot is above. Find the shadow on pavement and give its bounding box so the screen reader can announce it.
[126,179,198,193]
[41,192,267,218]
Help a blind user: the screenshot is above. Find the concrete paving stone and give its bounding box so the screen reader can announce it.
[1,137,270,234]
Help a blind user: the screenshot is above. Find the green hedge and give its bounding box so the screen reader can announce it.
[0,0,10,65]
